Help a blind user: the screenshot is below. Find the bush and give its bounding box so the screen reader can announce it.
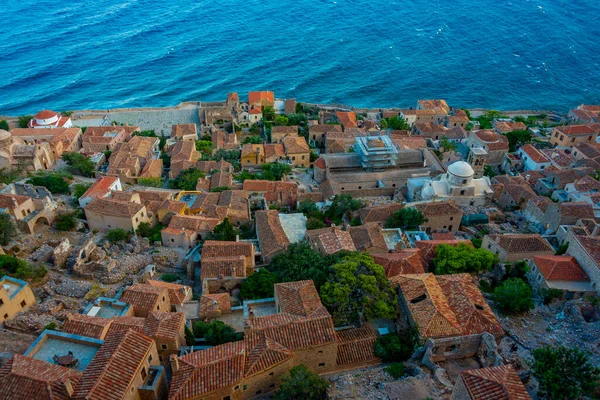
[18,115,33,128]
[43,322,57,331]
[385,363,406,379]
[384,208,424,230]
[0,120,9,130]
[192,320,242,345]
[62,152,95,177]
[433,243,497,275]
[105,228,129,243]
[260,163,292,181]
[210,218,237,241]
[373,328,420,362]
[275,364,329,400]
[161,273,180,283]
[27,173,70,194]
[0,255,47,280]
[532,345,600,400]
[138,177,164,188]
[0,214,17,245]
[185,325,195,346]
[540,288,563,305]
[306,217,327,230]
[168,167,205,191]
[136,222,162,243]
[492,278,534,314]
[239,269,279,300]
[72,183,91,199]
[54,214,77,231]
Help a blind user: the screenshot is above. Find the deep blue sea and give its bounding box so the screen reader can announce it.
[2,0,600,115]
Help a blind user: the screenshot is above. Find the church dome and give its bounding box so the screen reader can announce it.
[447,161,474,178]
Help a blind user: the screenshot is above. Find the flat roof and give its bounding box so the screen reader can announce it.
[25,330,103,372]
[0,276,27,299]
[278,213,307,244]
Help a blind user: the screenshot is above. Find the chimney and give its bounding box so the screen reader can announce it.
[236,234,240,242]
[248,308,255,321]
[170,354,180,373]
[525,174,531,182]
[62,379,75,399]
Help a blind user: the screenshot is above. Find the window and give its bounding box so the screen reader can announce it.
[3,314,7,319]
[171,239,174,242]
[411,294,427,304]
[136,217,139,222]
[0,299,3,306]
[141,367,147,379]
[223,396,231,400]
[319,363,325,367]
[148,355,152,362]
[20,300,26,308]
[256,390,262,395]
[318,350,323,354]
[460,190,465,195]
[475,304,484,310]
[448,225,453,231]
[234,385,240,391]
[162,344,167,350]
[162,296,166,302]
[269,372,274,376]
[302,155,305,160]
[156,305,160,310]
[270,384,275,388]
[450,216,454,221]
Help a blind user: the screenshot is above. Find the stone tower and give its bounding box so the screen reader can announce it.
[468,147,488,179]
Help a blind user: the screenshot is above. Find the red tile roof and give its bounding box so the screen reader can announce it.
[275,280,325,318]
[336,111,358,129]
[248,91,274,106]
[61,313,112,339]
[0,354,83,400]
[143,311,185,341]
[349,222,388,252]
[373,249,427,278]
[120,283,169,314]
[519,144,549,164]
[146,279,191,305]
[201,240,253,258]
[244,335,292,376]
[533,255,590,282]
[336,325,379,366]
[0,193,32,209]
[306,227,357,255]
[487,234,554,254]
[73,329,155,400]
[256,210,290,259]
[359,203,403,223]
[555,124,600,136]
[200,256,246,279]
[81,176,119,201]
[460,365,531,400]
[199,293,231,317]
[414,200,462,216]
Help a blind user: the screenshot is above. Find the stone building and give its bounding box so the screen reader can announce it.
[171,123,198,141]
[283,136,310,167]
[527,255,595,300]
[271,125,298,142]
[78,176,122,208]
[305,226,356,255]
[0,193,36,222]
[27,109,72,128]
[85,196,150,232]
[308,123,342,147]
[549,124,599,148]
[81,125,139,153]
[106,135,160,184]
[413,200,464,233]
[0,129,54,171]
[467,130,509,165]
[243,180,298,209]
[452,365,531,400]
[120,283,171,317]
[256,210,290,263]
[0,276,36,323]
[481,234,554,263]
[565,234,600,288]
[200,240,256,294]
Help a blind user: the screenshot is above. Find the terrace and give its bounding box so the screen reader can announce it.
[25,330,103,372]
[1,276,26,299]
[83,297,130,318]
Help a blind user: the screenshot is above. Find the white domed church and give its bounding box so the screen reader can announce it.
[407,160,494,206]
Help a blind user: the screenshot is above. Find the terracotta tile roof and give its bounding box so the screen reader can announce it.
[264,143,286,161]
[532,255,590,282]
[373,249,426,278]
[394,137,428,150]
[159,199,187,215]
[120,283,169,314]
[199,293,231,317]
[575,235,600,265]
[275,280,326,318]
[306,227,356,255]
[487,234,554,254]
[248,91,274,106]
[414,200,461,216]
[200,256,246,279]
[80,176,119,201]
[167,215,220,232]
[143,311,185,341]
[283,136,310,154]
[418,99,450,113]
[494,121,527,133]
[501,183,537,205]
[415,240,473,265]
[256,210,290,258]
[171,124,197,139]
[559,202,594,219]
[359,203,403,223]
[169,140,199,163]
[210,171,232,189]
[106,316,145,335]
[243,335,292,376]
[573,142,600,159]
[432,232,455,240]
[336,111,358,129]
[271,125,298,135]
[414,122,446,134]
[543,148,575,168]
[139,158,163,178]
[460,365,531,400]
[519,144,549,163]
[73,329,155,400]
[474,130,510,151]
[61,313,113,339]
[326,138,347,153]
[336,325,378,366]
[249,106,262,115]
[309,124,343,134]
[85,197,144,218]
[555,124,600,136]
[349,223,387,252]
[241,143,264,157]
[146,279,191,305]
[572,175,600,192]
[85,126,140,137]
[169,341,245,400]
[0,193,31,208]
[201,240,253,258]
[0,354,83,400]
[391,273,503,339]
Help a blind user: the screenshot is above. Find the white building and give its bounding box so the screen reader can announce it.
[517,144,551,171]
[407,161,493,206]
[28,110,72,129]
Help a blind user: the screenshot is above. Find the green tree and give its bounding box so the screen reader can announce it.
[286,113,308,126]
[274,115,289,126]
[18,115,33,128]
[243,135,262,144]
[138,177,164,188]
[210,218,237,241]
[474,110,508,130]
[385,363,406,379]
[385,116,410,130]
[439,137,457,152]
[72,183,91,199]
[384,208,424,230]
[492,278,534,314]
[307,217,327,230]
[374,327,420,362]
[0,214,17,245]
[0,120,9,131]
[27,173,70,194]
[320,253,398,326]
[505,130,532,152]
[269,242,341,290]
[326,194,362,221]
[210,186,230,193]
[240,269,279,300]
[136,222,162,243]
[298,199,321,218]
[379,118,388,130]
[195,140,213,153]
[61,152,95,177]
[310,151,319,162]
[203,149,241,171]
[161,273,180,283]
[0,255,46,280]
[532,345,600,400]
[168,167,205,190]
[106,228,129,243]
[262,106,276,121]
[275,365,329,400]
[433,243,497,274]
[483,165,496,178]
[192,320,242,345]
[260,163,291,181]
[54,214,77,231]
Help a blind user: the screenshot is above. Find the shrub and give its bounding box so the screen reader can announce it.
[275,364,329,400]
[27,173,70,194]
[105,228,129,243]
[43,322,57,331]
[18,115,33,128]
[434,243,497,275]
[540,288,563,305]
[185,325,195,346]
[168,167,205,190]
[0,214,17,245]
[239,269,279,300]
[192,320,242,345]
[54,214,77,231]
[161,273,180,283]
[136,222,162,243]
[0,120,9,130]
[385,363,406,379]
[210,218,237,241]
[492,278,534,314]
[373,327,420,362]
[0,255,47,280]
[532,345,600,400]
[72,183,91,199]
[62,152,95,177]
[84,284,109,300]
[306,217,327,230]
[138,177,164,188]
